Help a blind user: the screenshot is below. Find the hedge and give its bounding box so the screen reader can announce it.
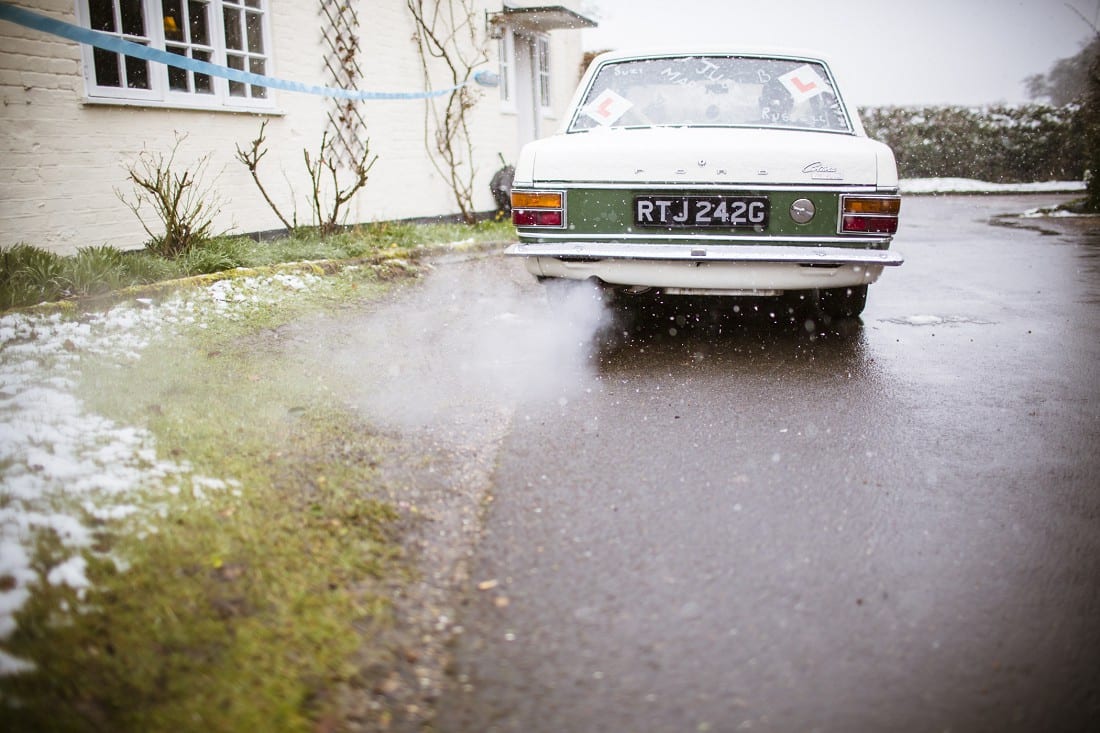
[858,104,1086,183]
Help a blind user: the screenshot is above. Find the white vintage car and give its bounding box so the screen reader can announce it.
[505,49,902,318]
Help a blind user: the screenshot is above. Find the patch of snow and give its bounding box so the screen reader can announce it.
[46,555,91,594]
[0,272,333,672]
[1021,207,1084,218]
[900,178,1085,195]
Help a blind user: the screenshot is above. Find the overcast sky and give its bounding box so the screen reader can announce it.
[578,0,1099,106]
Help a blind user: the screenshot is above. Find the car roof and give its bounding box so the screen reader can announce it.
[586,47,836,66]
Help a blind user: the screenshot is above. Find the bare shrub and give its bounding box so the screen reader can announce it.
[236,120,377,236]
[119,135,224,258]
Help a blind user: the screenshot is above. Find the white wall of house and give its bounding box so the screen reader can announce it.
[0,0,587,254]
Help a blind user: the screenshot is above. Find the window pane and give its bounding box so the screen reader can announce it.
[227,54,245,96]
[162,0,183,41]
[223,7,242,50]
[538,38,550,108]
[124,54,150,89]
[189,1,210,44]
[89,0,117,33]
[92,46,121,86]
[498,40,509,102]
[249,58,266,97]
[167,47,188,90]
[244,0,261,8]
[245,12,263,54]
[120,0,145,37]
[194,49,213,93]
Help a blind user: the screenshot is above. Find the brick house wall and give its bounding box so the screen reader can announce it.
[0,1,587,253]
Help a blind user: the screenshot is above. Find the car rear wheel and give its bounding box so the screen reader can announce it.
[817,285,868,319]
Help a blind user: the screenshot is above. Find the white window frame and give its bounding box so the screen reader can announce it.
[536,33,551,115]
[76,0,276,111]
[498,27,516,113]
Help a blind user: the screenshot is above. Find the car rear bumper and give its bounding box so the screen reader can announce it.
[507,241,902,265]
[506,242,902,293]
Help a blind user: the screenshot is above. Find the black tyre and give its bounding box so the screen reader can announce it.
[817,284,868,319]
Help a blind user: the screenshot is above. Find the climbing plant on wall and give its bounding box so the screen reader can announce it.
[406,0,488,224]
[319,0,370,171]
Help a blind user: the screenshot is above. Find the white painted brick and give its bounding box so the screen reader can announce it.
[1,0,591,251]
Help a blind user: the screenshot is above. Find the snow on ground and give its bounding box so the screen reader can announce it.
[1020,206,1085,218]
[900,178,1086,195]
[0,272,325,674]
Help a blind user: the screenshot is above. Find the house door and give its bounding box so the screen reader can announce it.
[512,32,542,148]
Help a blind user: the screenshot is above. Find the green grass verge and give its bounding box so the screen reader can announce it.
[0,268,423,731]
[0,220,516,311]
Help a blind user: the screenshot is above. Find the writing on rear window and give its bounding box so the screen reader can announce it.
[570,56,851,133]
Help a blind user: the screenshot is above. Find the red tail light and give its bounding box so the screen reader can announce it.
[513,210,563,227]
[512,190,566,228]
[840,195,900,235]
[842,215,899,234]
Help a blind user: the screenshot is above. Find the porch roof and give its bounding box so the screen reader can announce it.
[493,4,598,33]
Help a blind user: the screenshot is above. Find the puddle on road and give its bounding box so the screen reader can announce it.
[881,314,996,327]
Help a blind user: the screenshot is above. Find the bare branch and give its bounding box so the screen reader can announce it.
[407,0,488,223]
[234,121,294,231]
[1065,2,1100,34]
[118,134,224,257]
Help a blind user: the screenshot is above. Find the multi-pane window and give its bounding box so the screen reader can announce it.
[87,0,153,93]
[221,0,266,99]
[79,0,273,109]
[161,0,214,95]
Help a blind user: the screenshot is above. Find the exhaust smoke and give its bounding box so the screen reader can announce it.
[322,258,611,437]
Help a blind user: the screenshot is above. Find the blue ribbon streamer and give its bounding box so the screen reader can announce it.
[0,2,494,100]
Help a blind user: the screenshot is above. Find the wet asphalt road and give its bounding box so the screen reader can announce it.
[421,195,1100,732]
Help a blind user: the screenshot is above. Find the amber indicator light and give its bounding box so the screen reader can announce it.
[511,191,563,209]
[843,197,901,215]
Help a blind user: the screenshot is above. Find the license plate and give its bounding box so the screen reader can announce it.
[634,195,769,228]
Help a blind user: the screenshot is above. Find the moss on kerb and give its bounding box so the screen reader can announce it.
[7,254,423,317]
